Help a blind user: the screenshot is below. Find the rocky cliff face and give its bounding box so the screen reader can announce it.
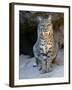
[19,11,64,56]
[19,11,38,56]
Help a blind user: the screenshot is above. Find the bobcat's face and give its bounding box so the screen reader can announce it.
[38,15,52,32]
[39,19,49,32]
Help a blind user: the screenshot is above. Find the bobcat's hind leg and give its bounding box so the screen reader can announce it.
[52,56,57,64]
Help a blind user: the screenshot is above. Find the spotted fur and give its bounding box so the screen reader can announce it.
[33,15,58,73]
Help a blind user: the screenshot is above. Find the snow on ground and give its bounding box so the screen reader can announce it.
[19,49,64,79]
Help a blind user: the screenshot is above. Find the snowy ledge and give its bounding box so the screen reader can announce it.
[19,49,64,79]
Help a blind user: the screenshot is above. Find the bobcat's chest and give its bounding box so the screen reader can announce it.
[39,29,57,59]
[41,30,54,49]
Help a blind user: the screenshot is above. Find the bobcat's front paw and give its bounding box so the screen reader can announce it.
[40,69,47,74]
[47,67,53,72]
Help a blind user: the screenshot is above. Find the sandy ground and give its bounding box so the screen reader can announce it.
[19,49,64,79]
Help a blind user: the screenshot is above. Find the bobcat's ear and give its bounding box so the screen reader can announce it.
[48,15,52,24]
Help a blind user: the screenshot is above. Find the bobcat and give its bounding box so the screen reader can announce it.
[33,15,58,73]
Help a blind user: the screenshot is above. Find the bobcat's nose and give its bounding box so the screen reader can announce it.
[44,28,48,32]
